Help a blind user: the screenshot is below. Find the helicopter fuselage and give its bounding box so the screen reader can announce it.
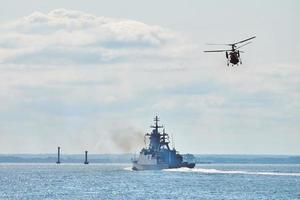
[204,36,255,66]
[226,51,240,65]
[229,51,239,65]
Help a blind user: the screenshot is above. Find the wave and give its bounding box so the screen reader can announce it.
[123,166,133,171]
[163,167,300,177]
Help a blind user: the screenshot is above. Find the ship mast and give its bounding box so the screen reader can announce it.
[148,116,171,151]
[148,116,163,151]
[151,116,163,133]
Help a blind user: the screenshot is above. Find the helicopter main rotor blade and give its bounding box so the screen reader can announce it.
[206,43,231,46]
[233,36,256,45]
[204,50,229,53]
[236,42,252,49]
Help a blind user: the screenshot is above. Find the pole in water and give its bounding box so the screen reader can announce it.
[84,150,89,164]
[56,146,61,164]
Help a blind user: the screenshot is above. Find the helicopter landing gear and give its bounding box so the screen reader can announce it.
[226,52,229,66]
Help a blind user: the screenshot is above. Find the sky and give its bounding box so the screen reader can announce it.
[0,0,299,154]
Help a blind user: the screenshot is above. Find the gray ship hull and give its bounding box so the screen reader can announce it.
[132,161,195,171]
[132,163,169,171]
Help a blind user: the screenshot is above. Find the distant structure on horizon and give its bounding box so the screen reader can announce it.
[84,151,89,164]
[56,147,61,164]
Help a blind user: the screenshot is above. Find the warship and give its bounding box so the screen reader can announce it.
[132,116,196,170]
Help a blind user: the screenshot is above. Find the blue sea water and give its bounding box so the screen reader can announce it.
[0,163,300,200]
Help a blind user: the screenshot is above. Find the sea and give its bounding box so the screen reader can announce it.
[0,163,300,200]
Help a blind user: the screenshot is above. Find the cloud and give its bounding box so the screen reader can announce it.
[0,9,299,154]
[0,9,191,65]
[151,94,225,111]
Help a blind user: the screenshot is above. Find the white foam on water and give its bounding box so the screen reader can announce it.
[163,167,300,177]
[123,166,133,171]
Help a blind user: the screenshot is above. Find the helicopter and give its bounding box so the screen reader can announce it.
[204,36,256,66]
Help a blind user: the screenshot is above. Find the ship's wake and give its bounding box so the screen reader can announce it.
[163,167,300,177]
[123,167,133,171]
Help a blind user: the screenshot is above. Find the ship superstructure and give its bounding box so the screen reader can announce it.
[132,116,195,170]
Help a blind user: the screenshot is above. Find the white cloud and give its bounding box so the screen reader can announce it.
[152,94,225,111]
[0,8,191,65]
[0,9,299,154]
